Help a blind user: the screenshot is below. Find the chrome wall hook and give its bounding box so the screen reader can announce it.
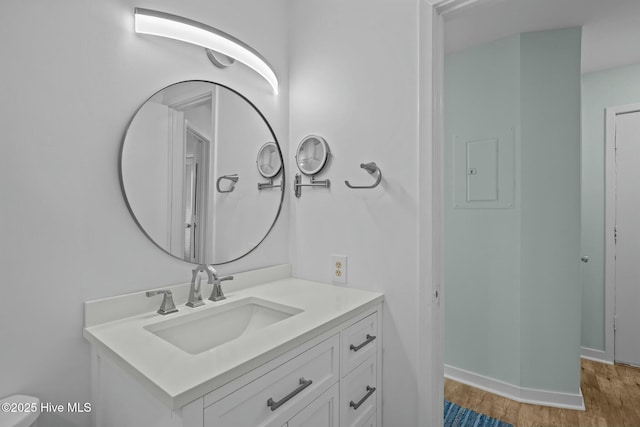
[217,174,238,193]
[345,162,382,189]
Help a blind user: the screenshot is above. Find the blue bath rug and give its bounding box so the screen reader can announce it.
[444,400,513,427]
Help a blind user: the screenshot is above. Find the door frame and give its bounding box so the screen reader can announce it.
[419,1,498,425]
[184,123,211,263]
[604,103,640,363]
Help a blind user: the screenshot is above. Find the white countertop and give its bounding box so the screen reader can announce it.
[83,267,383,409]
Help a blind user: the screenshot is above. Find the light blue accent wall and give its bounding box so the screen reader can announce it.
[519,28,582,393]
[581,63,640,351]
[445,35,522,386]
[445,28,582,395]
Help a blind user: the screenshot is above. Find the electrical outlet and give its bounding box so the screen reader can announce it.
[332,255,347,285]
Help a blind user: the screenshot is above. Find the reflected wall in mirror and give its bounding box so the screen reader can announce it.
[121,81,284,265]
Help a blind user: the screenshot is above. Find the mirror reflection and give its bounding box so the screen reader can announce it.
[121,81,284,265]
[256,142,282,179]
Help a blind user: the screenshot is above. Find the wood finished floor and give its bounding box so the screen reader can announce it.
[444,359,640,427]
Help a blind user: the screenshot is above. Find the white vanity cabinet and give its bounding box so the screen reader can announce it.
[85,269,384,427]
[199,306,381,427]
[203,334,340,426]
[88,297,382,427]
[286,383,340,427]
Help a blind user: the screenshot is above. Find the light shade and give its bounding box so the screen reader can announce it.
[134,8,278,94]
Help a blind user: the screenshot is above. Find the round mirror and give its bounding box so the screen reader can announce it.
[256,142,282,179]
[120,81,284,265]
[295,135,330,176]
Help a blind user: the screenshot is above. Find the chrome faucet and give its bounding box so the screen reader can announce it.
[187,265,210,307]
[146,289,178,315]
[187,264,234,305]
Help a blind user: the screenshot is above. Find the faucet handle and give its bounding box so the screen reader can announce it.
[146,290,178,315]
[209,275,233,302]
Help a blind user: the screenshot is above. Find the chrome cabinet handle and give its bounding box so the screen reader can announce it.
[350,334,376,352]
[350,386,376,410]
[266,377,313,411]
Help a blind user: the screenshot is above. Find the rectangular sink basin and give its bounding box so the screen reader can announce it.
[144,297,303,354]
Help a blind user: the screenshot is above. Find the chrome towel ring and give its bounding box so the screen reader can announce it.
[216,174,239,193]
[345,162,382,189]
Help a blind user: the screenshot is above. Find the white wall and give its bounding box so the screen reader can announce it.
[288,0,422,424]
[0,1,289,426]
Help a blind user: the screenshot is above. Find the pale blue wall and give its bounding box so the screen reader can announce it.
[445,28,582,395]
[444,35,522,386]
[581,63,640,351]
[519,28,582,393]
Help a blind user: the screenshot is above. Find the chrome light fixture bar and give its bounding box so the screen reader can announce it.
[134,8,279,94]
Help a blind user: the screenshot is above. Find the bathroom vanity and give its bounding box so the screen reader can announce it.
[83,265,383,427]
[107,78,384,426]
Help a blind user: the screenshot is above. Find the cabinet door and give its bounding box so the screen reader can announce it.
[288,383,339,427]
[342,355,377,427]
[342,313,378,377]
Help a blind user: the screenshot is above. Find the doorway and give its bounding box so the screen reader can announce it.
[606,105,640,367]
[436,1,640,425]
[442,9,583,409]
[427,0,640,424]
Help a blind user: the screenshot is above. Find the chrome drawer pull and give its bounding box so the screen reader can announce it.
[266,377,313,411]
[350,334,376,352]
[350,386,376,410]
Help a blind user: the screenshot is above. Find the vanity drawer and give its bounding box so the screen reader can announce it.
[361,414,377,427]
[342,312,378,376]
[204,334,339,427]
[286,382,339,427]
[342,355,377,427]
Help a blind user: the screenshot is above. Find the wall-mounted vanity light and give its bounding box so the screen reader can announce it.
[134,8,279,94]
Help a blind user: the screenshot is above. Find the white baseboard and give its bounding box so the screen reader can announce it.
[444,365,585,411]
[580,347,614,365]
